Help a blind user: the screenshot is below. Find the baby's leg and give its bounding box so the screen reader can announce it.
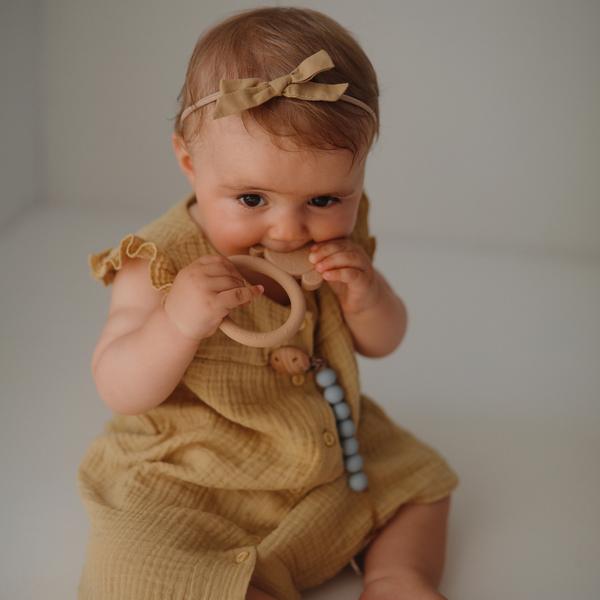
[359,495,452,600]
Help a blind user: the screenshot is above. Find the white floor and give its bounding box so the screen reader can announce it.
[1,201,599,599]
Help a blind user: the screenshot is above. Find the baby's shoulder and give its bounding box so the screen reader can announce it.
[88,194,203,290]
[110,256,165,313]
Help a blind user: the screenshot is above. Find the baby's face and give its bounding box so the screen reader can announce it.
[173,112,365,257]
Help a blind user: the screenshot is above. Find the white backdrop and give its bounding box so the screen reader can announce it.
[0,1,40,225]
[4,0,595,256]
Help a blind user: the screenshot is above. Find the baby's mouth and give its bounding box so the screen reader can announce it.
[260,241,313,253]
[246,243,323,290]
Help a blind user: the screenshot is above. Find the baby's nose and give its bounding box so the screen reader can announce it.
[270,217,306,241]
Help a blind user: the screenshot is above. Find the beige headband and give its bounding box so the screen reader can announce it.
[179,49,377,123]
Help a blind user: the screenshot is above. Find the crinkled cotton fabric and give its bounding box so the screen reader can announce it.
[77,191,459,599]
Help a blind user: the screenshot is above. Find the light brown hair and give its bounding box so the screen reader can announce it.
[170,6,380,167]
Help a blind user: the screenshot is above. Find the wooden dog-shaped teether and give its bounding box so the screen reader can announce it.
[249,244,323,290]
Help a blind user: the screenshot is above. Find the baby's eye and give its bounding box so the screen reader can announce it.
[309,196,339,208]
[237,194,265,208]
[236,194,340,209]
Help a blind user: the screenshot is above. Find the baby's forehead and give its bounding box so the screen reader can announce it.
[199,113,303,153]
[197,116,355,167]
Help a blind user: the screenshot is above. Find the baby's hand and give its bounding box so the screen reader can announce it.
[309,238,381,315]
[163,255,263,341]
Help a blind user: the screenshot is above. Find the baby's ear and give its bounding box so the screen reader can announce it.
[171,133,195,185]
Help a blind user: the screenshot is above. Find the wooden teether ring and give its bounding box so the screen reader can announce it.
[218,255,306,348]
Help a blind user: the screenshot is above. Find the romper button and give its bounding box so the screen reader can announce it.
[323,430,337,447]
[235,551,250,563]
[291,373,305,386]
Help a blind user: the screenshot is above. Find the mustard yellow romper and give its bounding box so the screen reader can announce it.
[78,190,459,600]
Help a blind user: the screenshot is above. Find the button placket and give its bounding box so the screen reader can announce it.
[263,293,367,491]
[314,364,368,492]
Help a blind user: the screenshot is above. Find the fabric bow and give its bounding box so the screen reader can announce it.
[212,49,349,119]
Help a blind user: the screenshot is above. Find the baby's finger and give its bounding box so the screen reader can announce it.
[322,267,364,283]
[220,257,252,282]
[197,260,248,284]
[205,275,249,292]
[309,239,350,263]
[315,249,365,274]
[217,283,264,310]
[194,255,246,278]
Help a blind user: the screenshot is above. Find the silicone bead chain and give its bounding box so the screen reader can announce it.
[311,358,368,492]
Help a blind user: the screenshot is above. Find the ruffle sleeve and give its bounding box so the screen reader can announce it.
[350,191,377,261]
[88,233,177,291]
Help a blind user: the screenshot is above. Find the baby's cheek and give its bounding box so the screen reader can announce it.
[219,222,262,253]
[314,213,356,243]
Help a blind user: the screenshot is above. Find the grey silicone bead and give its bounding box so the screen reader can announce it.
[315,368,337,388]
[348,472,368,492]
[342,436,359,456]
[333,401,351,421]
[345,453,364,473]
[337,418,356,438]
[323,384,344,404]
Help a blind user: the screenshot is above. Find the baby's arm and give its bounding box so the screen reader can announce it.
[343,268,408,358]
[91,258,199,416]
[309,238,407,358]
[91,254,262,416]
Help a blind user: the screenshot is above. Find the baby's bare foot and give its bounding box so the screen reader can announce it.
[360,571,448,600]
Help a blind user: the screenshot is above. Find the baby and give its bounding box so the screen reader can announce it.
[78,7,459,600]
